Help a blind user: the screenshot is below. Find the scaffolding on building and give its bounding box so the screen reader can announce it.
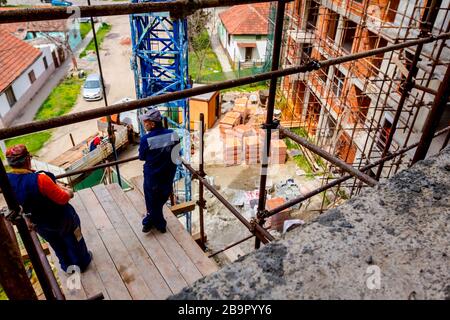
[278,0,450,213]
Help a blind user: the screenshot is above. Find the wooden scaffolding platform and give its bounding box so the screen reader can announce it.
[50,182,218,300]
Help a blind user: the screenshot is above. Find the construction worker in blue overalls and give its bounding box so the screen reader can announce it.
[6,144,92,273]
[139,108,180,233]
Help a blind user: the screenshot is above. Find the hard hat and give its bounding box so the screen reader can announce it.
[139,107,162,122]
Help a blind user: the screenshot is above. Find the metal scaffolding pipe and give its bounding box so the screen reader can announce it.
[0,0,281,23]
[198,113,206,250]
[0,215,38,300]
[55,155,140,180]
[0,161,65,300]
[0,32,448,141]
[182,161,274,244]
[279,126,379,186]
[255,0,286,249]
[266,126,450,216]
[412,65,450,163]
[374,0,440,180]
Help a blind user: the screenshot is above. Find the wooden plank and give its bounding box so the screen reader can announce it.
[162,207,218,277]
[130,176,144,195]
[49,245,88,300]
[109,186,188,293]
[93,184,171,299]
[74,192,131,300]
[125,188,203,285]
[78,188,152,300]
[170,200,197,216]
[70,194,111,300]
[128,177,218,277]
[21,242,50,260]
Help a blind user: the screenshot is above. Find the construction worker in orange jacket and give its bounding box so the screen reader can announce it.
[6,144,92,273]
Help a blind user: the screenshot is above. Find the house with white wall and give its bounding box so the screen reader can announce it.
[218,3,270,68]
[0,30,56,127]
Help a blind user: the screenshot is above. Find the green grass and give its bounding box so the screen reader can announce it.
[34,77,82,121]
[79,22,92,40]
[293,154,313,175]
[0,131,52,161]
[79,23,112,58]
[0,76,81,160]
[189,31,224,82]
[222,82,269,93]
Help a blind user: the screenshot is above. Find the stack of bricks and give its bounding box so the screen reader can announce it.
[233,97,248,122]
[219,111,242,140]
[265,197,290,232]
[223,137,242,166]
[243,136,261,165]
[270,139,287,164]
[234,124,257,144]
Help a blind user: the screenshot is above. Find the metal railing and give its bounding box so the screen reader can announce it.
[0,0,449,300]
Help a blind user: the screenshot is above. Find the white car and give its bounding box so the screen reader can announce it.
[82,74,103,101]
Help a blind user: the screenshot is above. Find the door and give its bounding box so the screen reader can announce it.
[245,47,253,61]
[52,50,59,68]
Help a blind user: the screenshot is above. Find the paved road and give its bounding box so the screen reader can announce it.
[206,7,233,76]
[11,22,101,125]
[37,14,136,163]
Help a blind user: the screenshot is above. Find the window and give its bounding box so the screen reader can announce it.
[341,19,357,53]
[306,1,320,30]
[227,34,231,47]
[5,86,17,107]
[300,45,312,63]
[43,56,48,70]
[256,35,263,40]
[28,70,36,84]
[332,69,345,97]
[326,11,340,41]
[377,117,392,150]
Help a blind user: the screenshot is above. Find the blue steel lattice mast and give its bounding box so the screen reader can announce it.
[130,0,192,232]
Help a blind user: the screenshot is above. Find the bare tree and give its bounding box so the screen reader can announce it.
[187,9,212,82]
[38,22,79,71]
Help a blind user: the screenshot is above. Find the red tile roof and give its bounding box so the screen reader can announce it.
[219,3,270,35]
[0,8,67,38]
[0,30,42,93]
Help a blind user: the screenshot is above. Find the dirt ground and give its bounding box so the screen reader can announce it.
[37,15,135,162]
[187,122,334,260]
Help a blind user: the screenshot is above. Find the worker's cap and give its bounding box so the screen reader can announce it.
[139,108,162,122]
[5,144,30,166]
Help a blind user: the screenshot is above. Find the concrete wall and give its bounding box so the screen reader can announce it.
[171,146,450,299]
[0,46,56,126]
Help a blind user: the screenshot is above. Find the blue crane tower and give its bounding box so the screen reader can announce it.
[129,0,192,231]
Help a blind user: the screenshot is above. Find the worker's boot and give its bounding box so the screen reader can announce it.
[142,222,153,233]
[156,226,166,234]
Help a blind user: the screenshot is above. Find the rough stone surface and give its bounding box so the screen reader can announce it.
[170,147,450,300]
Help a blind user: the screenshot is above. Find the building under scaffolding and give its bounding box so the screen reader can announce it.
[0,0,449,300]
[278,0,450,211]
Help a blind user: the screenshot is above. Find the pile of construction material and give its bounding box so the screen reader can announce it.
[219,111,241,140]
[217,94,288,166]
[223,137,242,166]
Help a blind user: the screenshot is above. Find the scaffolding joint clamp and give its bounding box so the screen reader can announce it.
[261,119,280,130]
[306,59,321,71]
[1,206,24,223]
[249,218,260,233]
[196,199,207,209]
